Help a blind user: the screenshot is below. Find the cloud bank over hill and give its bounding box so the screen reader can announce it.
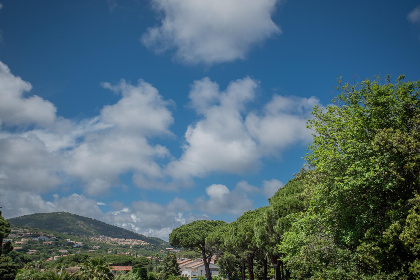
[0,61,316,240]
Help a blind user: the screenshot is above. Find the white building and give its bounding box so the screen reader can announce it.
[179,259,220,279]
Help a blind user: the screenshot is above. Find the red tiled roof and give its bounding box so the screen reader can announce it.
[110,266,133,271]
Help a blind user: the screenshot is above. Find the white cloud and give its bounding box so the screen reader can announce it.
[0,62,177,197]
[0,135,61,192]
[196,181,256,215]
[0,3,3,10]
[0,190,103,219]
[65,80,174,195]
[101,80,174,137]
[141,0,281,65]
[262,179,284,198]
[167,78,318,181]
[65,133,169,195]
[0,61,56,127]
[245,95,319,155]
[408,5,420,24]
[104,198,207,240]
[52,193,104,218]
[167,77,259,180]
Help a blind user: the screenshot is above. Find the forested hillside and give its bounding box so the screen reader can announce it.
[9,212,165,246]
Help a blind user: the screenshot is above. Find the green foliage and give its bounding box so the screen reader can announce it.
[162,252,180,280]
[15,267,77,280]
[115,271,140,280]
[0,211,18,280]
[214,251,241,280]
[75,258,114,280]
[254,177,307,280]
[147,271,158,280]
[1,210,13,256]
[281,76,420,279]
[102,255,150,268]
[0,256,19,280]
[269,177,307,233]
[7,251,33,269]
[133,267,148,280]
[169,220,226,252]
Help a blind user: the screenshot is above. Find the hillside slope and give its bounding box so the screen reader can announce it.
[9,212,166,245]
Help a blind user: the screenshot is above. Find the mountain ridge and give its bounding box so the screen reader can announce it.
[9,212,166,245]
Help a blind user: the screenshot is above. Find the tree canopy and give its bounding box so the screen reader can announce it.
[170,220,226,280]
[280,76,420,279]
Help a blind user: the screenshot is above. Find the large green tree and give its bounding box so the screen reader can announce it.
[206,223,239,280]
[0,210,12,257]
[224,208,266,280]
[0,210,18,280]
[162,252,180,280]
[281,76,420,279]
[255,178,307,280]
[169,220,226,280]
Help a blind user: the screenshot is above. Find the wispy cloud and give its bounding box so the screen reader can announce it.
[408,5,420,24]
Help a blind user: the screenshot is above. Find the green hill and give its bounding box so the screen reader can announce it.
[9,212,166,245]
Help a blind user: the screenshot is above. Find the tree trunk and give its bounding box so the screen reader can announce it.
[280,261,285,280]
[270,255,280,280]
[247,254,254,280]
[201,248,212,280]
[263,256,268,280]
[241,259,246,280]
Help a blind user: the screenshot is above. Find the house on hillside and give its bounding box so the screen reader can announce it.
[178,259,220,279]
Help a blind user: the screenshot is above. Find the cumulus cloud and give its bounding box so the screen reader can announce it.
[196,181,256,215]
[245,95,319,155]
[167,77,259,181]
[141,0,281,65]
[408,5,420,24]
[65,133,169,195]
[0,61,56,127]
[104,198,207,240]
[167,77,318,181]
[101,80,174,137]
[0,62,177,197]
[0,135,61,192]
[65,80,174,195]
[0,190,103,219]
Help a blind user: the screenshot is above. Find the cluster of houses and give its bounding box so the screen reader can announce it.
[89,235,149,246]
[4,229,59,253]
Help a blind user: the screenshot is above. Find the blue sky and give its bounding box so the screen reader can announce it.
[0,0,420,240]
